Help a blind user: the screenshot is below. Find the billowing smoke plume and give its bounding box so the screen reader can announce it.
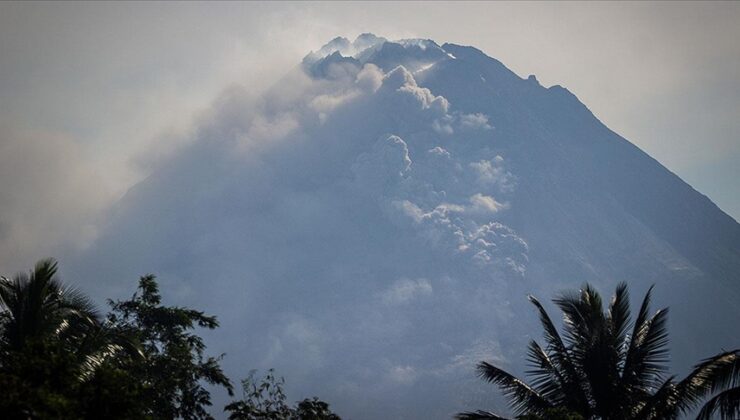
[69,35,534,418]
[57,34,740,419]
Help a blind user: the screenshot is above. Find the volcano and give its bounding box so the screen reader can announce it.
[72,35,740,418]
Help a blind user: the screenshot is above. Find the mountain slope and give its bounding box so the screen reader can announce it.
[70,35,740,419]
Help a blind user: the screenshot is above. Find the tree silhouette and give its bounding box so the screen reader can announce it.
[0,259,98,351]
[107,274,233,419]
[1,259,339,419]
[458,283,739,419]
[226,369,341,420]
[0,258,140,418]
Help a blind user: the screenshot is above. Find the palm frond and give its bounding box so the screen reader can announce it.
[705,350,740,394]
[608,282,631,351]
[581,284,604,317]
[639,308,670,375]
[696,387,740,420]
[623,286,654,365]
[476,361,552,416]
[528,296,567,353]
[59,284,100,321]
[621,286,669,393]
[632,375,677,420]
[673,349,740,415]
[31,258,59,289]
[529,295,591,414]
[0,260,65,347]
[553,286,605,352]
[526,340,566,405]
[455,410,511,420]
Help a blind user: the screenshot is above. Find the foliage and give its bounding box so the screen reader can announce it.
[293,397,341,420]
[0,259,341,419]
[458,282,740,420]
[456,406,584,420]
[692,351,740,420]
[0,260,235,419]
[225,369,341,420]
[0,259,141,419]
[11,258,734,419]
[0,258,98,352]
[517,408,584,420]
[0,340,80,418]
[106,274,234,419]
[225,369,293,420]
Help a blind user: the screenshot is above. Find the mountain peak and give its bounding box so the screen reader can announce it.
[78,34,740,420]
[303,33,386,65]
[305,35,461,79]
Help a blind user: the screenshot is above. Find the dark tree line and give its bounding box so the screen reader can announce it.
[0,259,339,419]
[2,259,738,419]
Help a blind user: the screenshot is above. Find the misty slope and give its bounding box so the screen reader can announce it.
[71,35,740,419]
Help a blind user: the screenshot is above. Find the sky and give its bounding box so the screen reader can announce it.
[0,1,738,269]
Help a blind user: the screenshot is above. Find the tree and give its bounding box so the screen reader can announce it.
[0,258,141,419]
[0,258,98,352]
[1,259,342,419]
[225,369,341,420]
[293,398,341,420]
[460,408,583,420]
[225,369,293,420]
[692,351,740,420]
[457,283,740,420]
[107,274,233,419]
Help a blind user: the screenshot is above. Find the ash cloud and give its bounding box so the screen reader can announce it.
[65,36,529,418]
[0,127,113,272]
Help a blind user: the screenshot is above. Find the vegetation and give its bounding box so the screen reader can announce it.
[0,258,142,418]
[0,259,338,419]
[104,274,233,419]
[457,282,740,420]
[225,369,340,420]
[2,259,737,419]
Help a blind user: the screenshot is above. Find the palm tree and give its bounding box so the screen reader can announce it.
[0,259,143,417]
[0,258,98,351]
[457,283,740,420]
[693,351,740,420]
[0,258,140,378]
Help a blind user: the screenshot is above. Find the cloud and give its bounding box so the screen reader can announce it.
[1,4,737,281]
[381,278,433,305]
[427,146,451,158]
[355,63,384,93]
[438,339,507,376]
[386,365,418,385]
[0,126,113,272]
[56,38,540,418]
[390,197,526,271]
[467,193,507,215]
[469,157,515,192]
[460,113,493,131]
[263,316,325,374]
[381,66,450,117]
